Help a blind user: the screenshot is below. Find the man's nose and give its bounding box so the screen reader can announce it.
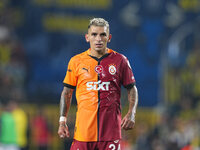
[96,35,102,41]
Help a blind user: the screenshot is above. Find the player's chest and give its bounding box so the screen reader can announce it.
[77,57,122,80]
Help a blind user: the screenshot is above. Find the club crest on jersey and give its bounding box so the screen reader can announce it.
[109,64,116,75]
[95,65,103,74]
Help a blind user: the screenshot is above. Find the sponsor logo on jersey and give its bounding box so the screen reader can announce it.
[109,64,116,75]
[82,67,88,72]
[86,80,110,91]
[67,69,72,72]
[95,65,103,74]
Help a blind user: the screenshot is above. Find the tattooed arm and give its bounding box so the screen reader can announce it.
[58,86,74,138]
[121,85,138,130]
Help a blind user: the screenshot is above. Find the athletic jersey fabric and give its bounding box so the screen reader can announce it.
[12,108,28,147]
[0,112,17,144]
[63,48,135,142]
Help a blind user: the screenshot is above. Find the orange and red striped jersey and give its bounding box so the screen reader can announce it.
[63,48,135,142]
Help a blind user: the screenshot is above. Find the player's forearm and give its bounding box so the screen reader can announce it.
[60,87,74,119]
[127,85,138,121]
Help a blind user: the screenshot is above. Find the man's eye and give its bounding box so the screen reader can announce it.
[91,33,97,36]
[100,33,107,36]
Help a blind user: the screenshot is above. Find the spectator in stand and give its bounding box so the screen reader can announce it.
[31,106,51,150]
[11,100,28,150]
[0,98,19,150]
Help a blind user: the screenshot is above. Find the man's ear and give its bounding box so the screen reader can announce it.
[85,34,89,42]
[108,34,112,42]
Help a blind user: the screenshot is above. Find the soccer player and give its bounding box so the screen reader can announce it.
[58,18,138,150]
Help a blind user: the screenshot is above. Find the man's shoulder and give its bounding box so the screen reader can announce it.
[109,49,126,59]
[70,50,88,61]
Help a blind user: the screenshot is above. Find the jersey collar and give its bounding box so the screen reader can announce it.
[87,48,113,55]
[87,48,113,62]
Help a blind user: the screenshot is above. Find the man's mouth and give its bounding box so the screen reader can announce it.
[95,43,103,47]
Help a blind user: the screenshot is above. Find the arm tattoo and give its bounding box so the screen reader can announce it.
[127,86,138,120]
[60,87,74,117]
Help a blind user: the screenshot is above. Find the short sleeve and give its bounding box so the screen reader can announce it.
[63,57,77,89]
[121,55,136,89]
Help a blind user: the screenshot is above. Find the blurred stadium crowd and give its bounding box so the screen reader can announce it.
[0,0,200,150]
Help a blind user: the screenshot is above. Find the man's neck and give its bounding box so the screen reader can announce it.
[90,48,108,58]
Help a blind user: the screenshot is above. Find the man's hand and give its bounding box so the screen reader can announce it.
[121,113,135,130]
[122,85,138,130]
[58,121,70,138]
[58,87,74,139]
